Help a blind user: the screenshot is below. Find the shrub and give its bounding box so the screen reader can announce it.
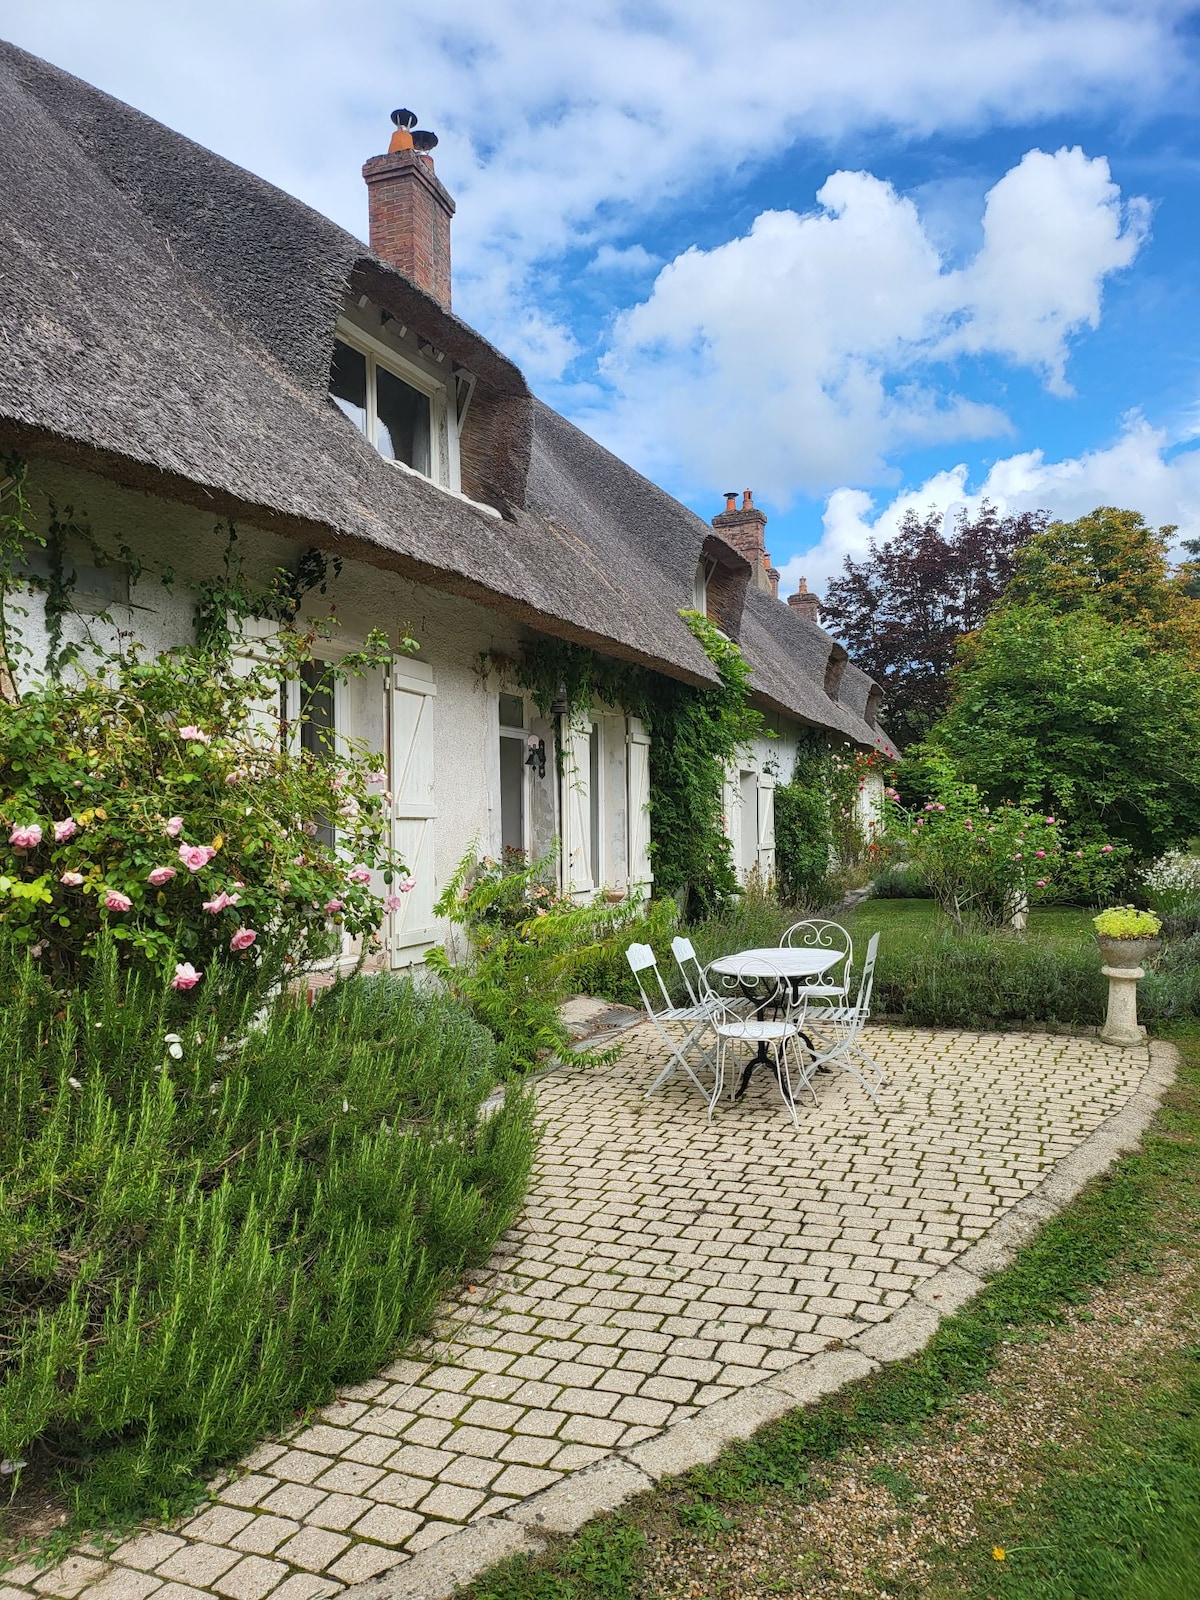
[0,942,535,1526]
[428,848,676,1072]
[871,864,929,898]
[774,736,881,906]
[870,930,1108,1028]
[1145,852,1200,940]
[0,636,406,990]
[885,752,1127,931]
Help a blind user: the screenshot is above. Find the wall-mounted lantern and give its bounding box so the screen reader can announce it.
[525,734,547,780]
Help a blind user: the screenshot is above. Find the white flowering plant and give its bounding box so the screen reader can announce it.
[0,629,411,988]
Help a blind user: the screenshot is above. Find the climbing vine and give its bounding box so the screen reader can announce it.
[774,733,880,905]
[503,610,764,918]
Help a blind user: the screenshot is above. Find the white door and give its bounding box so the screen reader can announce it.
[389,661,438,965]
[627,716,652,896]
[756,771,777,881]
[563,716,595,898]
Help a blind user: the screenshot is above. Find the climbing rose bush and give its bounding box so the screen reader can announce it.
[0,635,406,985]
[884,755,1128,929]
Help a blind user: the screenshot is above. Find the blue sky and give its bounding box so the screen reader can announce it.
[6,1,1200,595]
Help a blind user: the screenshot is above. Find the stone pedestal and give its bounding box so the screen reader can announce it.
[1099,963,1146,1046]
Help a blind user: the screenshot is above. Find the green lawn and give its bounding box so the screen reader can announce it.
[846,895,1096,947]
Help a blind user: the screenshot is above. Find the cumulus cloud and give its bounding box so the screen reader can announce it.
[589,149,1148,498]
[2,0,1191,375]
[779,415,1200,596]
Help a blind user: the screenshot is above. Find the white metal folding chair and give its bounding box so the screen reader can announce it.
[626,942,717,1102]
[671,936,752,1016]
[780,918,853,1005]
[804,932,887,1101]
[706,955,818,1128]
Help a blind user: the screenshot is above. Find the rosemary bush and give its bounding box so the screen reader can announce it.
[0,944,535,1526]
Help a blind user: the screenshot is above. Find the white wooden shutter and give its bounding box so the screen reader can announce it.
[230,615,283,748]
[389,661,438,965]
[563,717,594,899]
[757,771,777,881]
[626,716,652,896]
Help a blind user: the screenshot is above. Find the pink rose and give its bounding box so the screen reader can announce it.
[366,769,387,785]
[60,870,84,887]
[147,866,177,886]
[164,816,184,837]
[1035,850,1046,859]
[348,865,372,885]
[172,962,202,991]
[225,771,242,785]
[202,890,240,914]
[1101,844,1114,854]
[324,898,345,914]
[229,928,257,952]
[301,821,318,836]
[178,843,216,872]
[54,818,78,843]
[9,823,42,849]
[397,874,415,894]
[178,725,211,744]
[382,894,403,913]
[104,890,133,912]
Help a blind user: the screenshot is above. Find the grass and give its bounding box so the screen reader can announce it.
[0,945,536,1539]
[457,1026,1200,1600]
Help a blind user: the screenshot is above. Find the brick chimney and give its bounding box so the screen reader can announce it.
[363,109,455,310]
[787,577,821,624]
[712,489,775,595]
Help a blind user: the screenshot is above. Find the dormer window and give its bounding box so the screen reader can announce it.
[693,557,715,615]
[330,336,433,477]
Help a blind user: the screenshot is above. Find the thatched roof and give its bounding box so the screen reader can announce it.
[0,38,887,746]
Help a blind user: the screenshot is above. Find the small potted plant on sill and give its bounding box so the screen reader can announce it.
[1092,905,1162,969]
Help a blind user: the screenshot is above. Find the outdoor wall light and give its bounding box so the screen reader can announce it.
[525,734,547,780]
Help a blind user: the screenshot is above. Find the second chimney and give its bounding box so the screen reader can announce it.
[712,489,776,595]
[363,110,455,310]
[787,577,821,624]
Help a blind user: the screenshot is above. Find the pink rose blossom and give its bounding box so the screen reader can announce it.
[366,769,387,785]
[397,874,415,893]
[348,865,373,885]
[1036,878,1048,888]
[301,820,318,836]
[164,816,184,837]
[104,890,133,912]
[147,866,177,886]
[9,823,42,849]
[1035,850,1046,858]
[178,843,217,872]
[172,962,202,991]
[229,928,257,952]
[54,818,78,843]
[202,890,240,914]
[324,898,345,914]
[60,870,84,887]
[1076,850,1084,858]
[1013,852,1022,860]
[1101,844,1114,854]
[178,725,211,744]
[225,771,242,785]
[382,894,403,913]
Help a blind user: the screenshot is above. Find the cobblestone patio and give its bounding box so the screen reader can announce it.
[2,1024,1154,1600]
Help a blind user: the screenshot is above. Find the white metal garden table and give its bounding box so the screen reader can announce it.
[707,945,841,1102]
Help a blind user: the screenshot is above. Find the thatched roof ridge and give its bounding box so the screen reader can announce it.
[0,38,889,742]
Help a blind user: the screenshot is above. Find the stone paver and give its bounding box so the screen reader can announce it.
[3,1025,1153,1600]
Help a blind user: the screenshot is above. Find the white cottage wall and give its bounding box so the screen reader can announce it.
[14,459,555,961]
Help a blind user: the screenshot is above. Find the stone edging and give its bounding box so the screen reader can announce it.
[347,1038,1180,1600]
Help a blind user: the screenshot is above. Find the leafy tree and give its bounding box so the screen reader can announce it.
[821,500,1048,748]
[1004,506,1200,657]
[934,603,1200,864]
[1178,535,1200,600]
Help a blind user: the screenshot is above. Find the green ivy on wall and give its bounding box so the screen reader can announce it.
[774,731,877,905]
[508,611,764,918]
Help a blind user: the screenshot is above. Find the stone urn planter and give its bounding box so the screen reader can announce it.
[1095,933,1160,1047]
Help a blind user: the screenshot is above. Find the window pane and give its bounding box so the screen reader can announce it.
[330,340,368,434]
[589,723,602,886]
[375,364,432,475]
[499,693,524,729]
[300,661,336,849]
[499,736,525,853]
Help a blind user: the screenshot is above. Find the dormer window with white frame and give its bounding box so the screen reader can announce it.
[328,311,461,493]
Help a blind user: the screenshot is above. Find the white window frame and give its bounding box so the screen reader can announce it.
[497,692,532,858]
[332,320,456,490]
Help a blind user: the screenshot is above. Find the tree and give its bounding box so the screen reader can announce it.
[934,603,1200,865]
[821,501,1048,748]
[1003,507,1200,657]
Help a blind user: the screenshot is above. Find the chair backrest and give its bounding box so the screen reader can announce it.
[850,932,880,1021]
[781,918,852,967]
[710,953,798,1024]
[671,935,709,1006]
[626,942,673,1017]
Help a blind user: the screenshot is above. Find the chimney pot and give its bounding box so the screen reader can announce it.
[723,491,737,512]
[741,489,754,510]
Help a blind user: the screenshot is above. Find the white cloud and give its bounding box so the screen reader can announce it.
[587,149,1147,499]
[1,0,1192,374]
[779,414,1200,596]
[586,244,662,276]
